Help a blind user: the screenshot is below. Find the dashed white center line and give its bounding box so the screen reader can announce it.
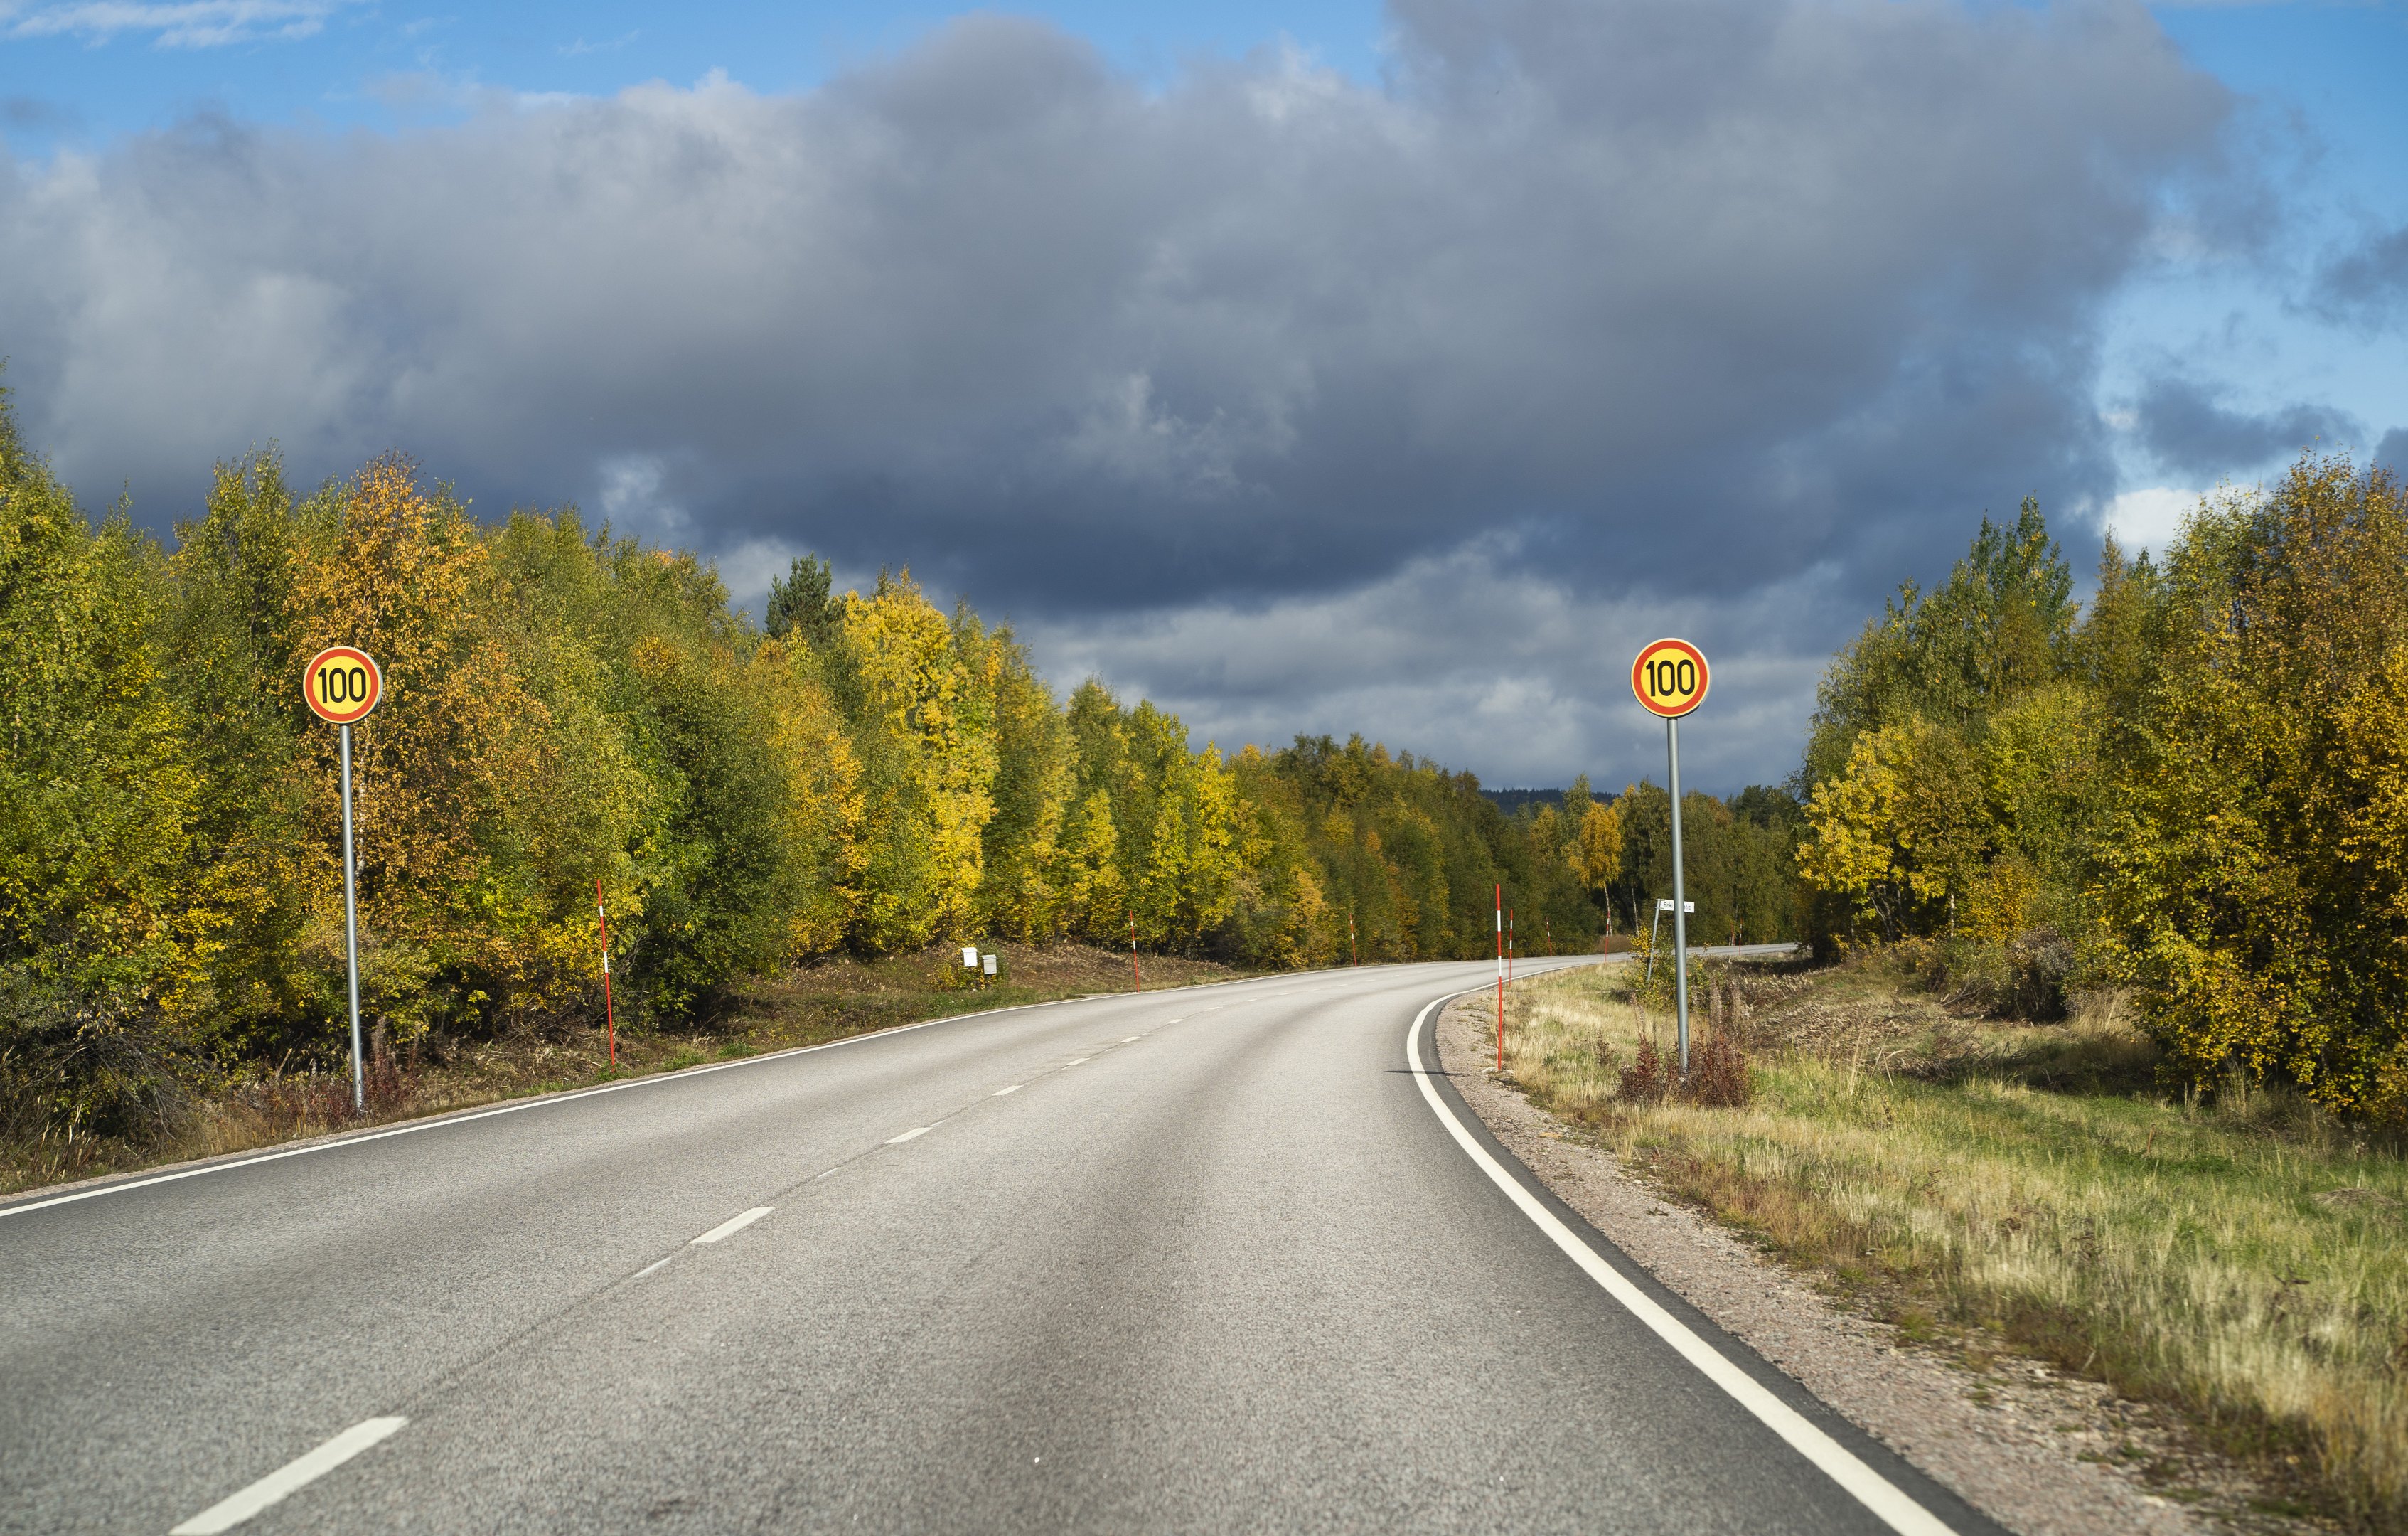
[992,1084,1021,1097]
[634,1255,674,1279]
[1065,1057,1088,1066]
[691,1207,774,1244]
[887,1126,931,1143]
[1122,1036,1140,1042]
[170,1416,407,1534]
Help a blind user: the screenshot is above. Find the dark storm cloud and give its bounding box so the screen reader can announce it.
[2313,223,2408,326]
[2132,375,2362,481]
[2377,429,2408,477]
[0,0,2230,783]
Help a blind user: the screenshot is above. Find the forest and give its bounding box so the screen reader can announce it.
[0,390,1797,1143]
[1795,452,2408,1122]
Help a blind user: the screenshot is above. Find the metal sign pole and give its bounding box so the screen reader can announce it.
[1667,716,1691,1079]
[341,722,365,1113]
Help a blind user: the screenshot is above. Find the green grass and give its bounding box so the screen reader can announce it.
[1504,959,2408,1530]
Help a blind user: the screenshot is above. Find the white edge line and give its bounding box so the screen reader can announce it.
[1404,993,1957,1536]
[691,1206,774,1244]
[168,1416,407,1535]
[886,1126,931,1144]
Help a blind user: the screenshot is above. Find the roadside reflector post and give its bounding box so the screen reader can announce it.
[1632,638,1710,1080]
[1494,882,1504,1072]
[303,646,384,1114]
[595,880,616,1068]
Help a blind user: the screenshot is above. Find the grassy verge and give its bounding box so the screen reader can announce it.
[1504,957,2408,1530]
[1,942,1245,1200]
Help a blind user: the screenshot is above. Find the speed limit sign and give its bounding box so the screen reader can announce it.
[304,644,382,1116]
[1630,636,1709,1081]
[303,646,383,725]
[1631,637,1708,718]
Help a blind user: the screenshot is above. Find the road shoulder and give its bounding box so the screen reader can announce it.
[1435,993,2222,1536]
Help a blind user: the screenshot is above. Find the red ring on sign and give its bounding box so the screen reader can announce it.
[1631,637,1710,718]
[304,646,384,725]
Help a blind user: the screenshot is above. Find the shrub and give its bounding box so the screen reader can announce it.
[1685,1028,1753,1109]
[1619,1033,1669,1102]
[2002,927,2073,1020]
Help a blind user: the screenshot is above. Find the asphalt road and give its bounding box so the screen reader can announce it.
[1,956,2000,1535]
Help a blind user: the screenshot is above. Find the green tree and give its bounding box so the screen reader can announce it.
[0,390,202,1135]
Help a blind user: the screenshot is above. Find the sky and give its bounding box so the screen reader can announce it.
[3,0,2404,794]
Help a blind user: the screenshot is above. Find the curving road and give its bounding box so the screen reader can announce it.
[0,958,2000,1535]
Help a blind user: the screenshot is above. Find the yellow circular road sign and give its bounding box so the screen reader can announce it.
[303,646,383,725]
[1632,638,1709,718]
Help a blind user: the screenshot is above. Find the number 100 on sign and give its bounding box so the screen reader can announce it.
[1631,638,1708,718]
[304,646,384,725]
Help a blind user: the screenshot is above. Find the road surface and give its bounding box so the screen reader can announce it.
[0,956,1997,1535]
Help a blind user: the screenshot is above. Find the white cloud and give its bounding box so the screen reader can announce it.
[2100,485,2203,555]
[560,31,638,60]
[596,454,683,536]
[4,0,351,48]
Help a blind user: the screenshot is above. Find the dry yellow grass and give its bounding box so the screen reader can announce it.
[1506,959,2408,1530]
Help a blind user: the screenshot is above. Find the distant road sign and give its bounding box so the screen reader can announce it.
[304,647,383,725]
[1631,638,1708,718]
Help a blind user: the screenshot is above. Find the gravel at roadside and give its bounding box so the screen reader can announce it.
[1436,993,2324,1536]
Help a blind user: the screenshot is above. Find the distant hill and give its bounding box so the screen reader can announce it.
[1482,787,1566,817]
